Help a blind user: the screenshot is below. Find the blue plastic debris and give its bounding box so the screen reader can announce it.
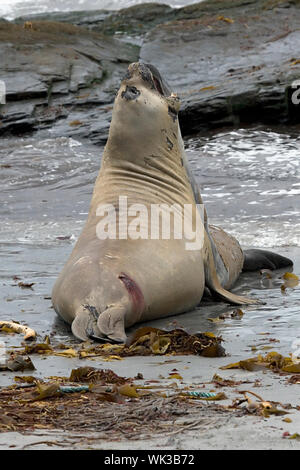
[59,385,90,393]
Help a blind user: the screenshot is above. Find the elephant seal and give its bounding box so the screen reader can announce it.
[51,62,293,343]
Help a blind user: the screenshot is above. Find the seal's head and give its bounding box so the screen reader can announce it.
[121,62,173,102]
[105,62,181,161]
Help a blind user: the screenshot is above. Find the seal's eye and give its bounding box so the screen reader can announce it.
[121,85,141,101]
[129,86,139,95]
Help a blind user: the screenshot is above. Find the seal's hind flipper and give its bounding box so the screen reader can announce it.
[243,249,293,272]
[71,305,103,342]
[71,311,90,341]
[97,305,127,344]
[72,305,127,343]
[204,232,261,306]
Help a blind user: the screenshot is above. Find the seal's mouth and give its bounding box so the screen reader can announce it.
[153,75,164,95]
[143,63,172,97]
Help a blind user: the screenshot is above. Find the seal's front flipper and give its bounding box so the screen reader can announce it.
[243,249,293,272]
[209,284,261,305]
[97,305,127,344]
[204,232,261,306]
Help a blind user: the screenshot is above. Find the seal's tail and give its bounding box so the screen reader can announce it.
[242,249,293,272]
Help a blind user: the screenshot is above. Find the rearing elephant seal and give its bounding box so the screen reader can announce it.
[52,62,292,343]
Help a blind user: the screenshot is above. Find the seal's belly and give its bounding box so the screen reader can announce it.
[53,231,205,326]
[106,238,205,321]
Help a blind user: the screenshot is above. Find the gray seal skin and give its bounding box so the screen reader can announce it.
[51,62,293,343]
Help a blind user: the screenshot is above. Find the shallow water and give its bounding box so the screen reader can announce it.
[186,126,300,248]
[0,125,299,371]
